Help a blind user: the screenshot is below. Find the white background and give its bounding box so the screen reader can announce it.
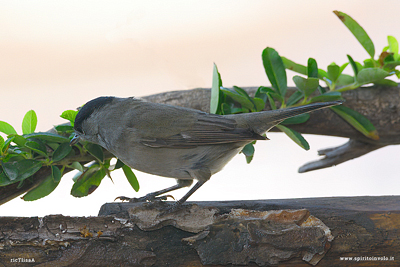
[1,1,399,216]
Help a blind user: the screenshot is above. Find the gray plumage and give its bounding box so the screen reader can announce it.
[71,96,341,208]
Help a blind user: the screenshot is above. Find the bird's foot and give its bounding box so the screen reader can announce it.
[115,193,175,203]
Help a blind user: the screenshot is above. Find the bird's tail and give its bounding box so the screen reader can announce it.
[231,100,342,134]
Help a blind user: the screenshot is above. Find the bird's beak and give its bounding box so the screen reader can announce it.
[70,134,81,146]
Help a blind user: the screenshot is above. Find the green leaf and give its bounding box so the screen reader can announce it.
[23,132,70,143]
[52,142,72,162]
[327,63,340,84]
[373,79,398,87]
[220,88,255,111]
[276,125,310,150]
[122,165,140,192]
[310,91,342,103]
[383,61,400,70]
[22,110,37,135]
[262,47,287,97]
[331,105,379,140]
[253,97,265,112]
[333,10,375,58]
[85,143,104,163]
[25,140,48,157]
[55,125,74,133]
[210,63,222,114]
[336,74,355,87]
[255,86,269,104]
[347,54,358,75]
[281,113,310,125]
[388,36,399,60]
[307,58,318,78]
[286,91,304,106]
[71,163,106,197]
[233,86,258,111]
[281,57,307,75]
[114,159,125,170]
[60,110,78,126]
[70,162,84,172]
[363,58,375,68]
[292,76,319,97]
[356,68,389,84]
[1,159,42,184]
[22,174,60,201]
[0,121,17,135]
[51,165,62,182]
[0,167,11,186]
[241,143,255,164]
[0,135,4,152]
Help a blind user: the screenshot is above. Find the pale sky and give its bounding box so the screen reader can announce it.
[1,1,399,216]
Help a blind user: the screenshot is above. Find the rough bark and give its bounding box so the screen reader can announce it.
[1,196,399,266]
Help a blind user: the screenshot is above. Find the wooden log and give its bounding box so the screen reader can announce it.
[0,196,399,266]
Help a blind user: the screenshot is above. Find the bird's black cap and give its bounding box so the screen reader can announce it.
[74,96,115,133]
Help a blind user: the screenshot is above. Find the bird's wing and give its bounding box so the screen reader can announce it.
[129,103,265,148]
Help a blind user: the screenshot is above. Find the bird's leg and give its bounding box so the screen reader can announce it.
[159,168,211,215]
[115,179,193,203]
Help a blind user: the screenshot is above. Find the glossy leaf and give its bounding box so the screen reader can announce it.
[0,168,11,186]
[71,164,106,197]
[0,121,17,135]
[331,105,379,140]
[70,161,84,172]
[1,159,42,183]
[0,135,4,151]
[327,64,340,84]
[22,110,37,135]
[210,63,222,114]
[220,88,255,111]
[281,113,310,125]
[52,142,72,162]
[115,159,125,170]
[276,125,310,150]
[334,10,375,58]
[373,79,398,87]
[310,91,342,103]
[336,74,355,87]
[388,35,399,60]
[22,174,59,201]
[281,57,307,75]
[241,143,255,164]
[307,58,318,78]
[262,47,287,97]
[122,165,140,192]
[255,86,268,104]
[253,97,265,112]
[51,165,62,182]
[347,54,358,75]
[356,68,389,84]
[60,110,78,126]
[25,140,48,157]
[292,76,319,97]
[23,132,70,143]
[286,91,304,106]
[55,125,74,133]
[85,143,104,163]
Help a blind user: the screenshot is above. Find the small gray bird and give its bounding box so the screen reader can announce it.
[70,96,341,209]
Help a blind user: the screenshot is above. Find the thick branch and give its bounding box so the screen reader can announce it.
[1,196,399,266]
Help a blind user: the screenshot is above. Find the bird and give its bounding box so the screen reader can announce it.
[70,96,341,210]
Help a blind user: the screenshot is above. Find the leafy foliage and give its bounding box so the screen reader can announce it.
[211,10,399,162]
